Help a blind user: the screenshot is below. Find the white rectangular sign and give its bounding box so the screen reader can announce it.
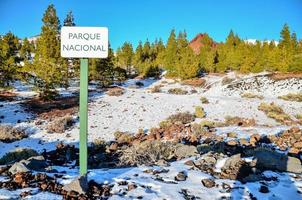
[61,26,108,58]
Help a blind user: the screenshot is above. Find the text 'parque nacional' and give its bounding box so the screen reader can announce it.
[61,26,108,58]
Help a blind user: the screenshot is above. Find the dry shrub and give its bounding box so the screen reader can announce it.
[195,106,206,118]
[181,78,206,87]
[114,131,134,144]
[119,141,175,166]
[167,112,195,124]
[107,87,125,96]
[150,85,162,93]
[0,125,27,143]
[0,148,38,165]
[241,93,264,100]
[46,115,74,133]
[278,93,302,102]
[200,120,224,128]
[221,77,235,85]
[224,116,256,126]
[269,72,302,81]
[200,96,209,104]
[168,88,188,95]
[296,114,302,125]
[258,102,292,124]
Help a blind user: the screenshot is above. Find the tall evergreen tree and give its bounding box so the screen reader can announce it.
[0,32,19,87]
[164,29,178,76]
[116,42,133,75]
[30,4,63,99]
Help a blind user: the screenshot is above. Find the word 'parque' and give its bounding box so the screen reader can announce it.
[62,32,105,52]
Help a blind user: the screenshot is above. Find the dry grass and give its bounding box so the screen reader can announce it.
[0,148,38,165]
[181,78,206,87]
[46,115,74,133]
[241,92,264,100]
[168,88,188,95]
[119,141,175,166]
[278,93,302,102]
[150,85,162,93]
[0,125,27,143]
[167,112,195,124]
[268,72,302,81]
[221,77,235,85]
[107,87,125,96]
[295,114,302,125]
[114,131,134,144]
[200,96,209,104]
[224,116,256,126]
[195,106,206,118]
[258,102,292,124]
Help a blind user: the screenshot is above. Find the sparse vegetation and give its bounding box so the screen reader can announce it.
[224,116,256,126]
[258,102,292,124]
[278,93,302,102]
[0,148,38,165]
[200,120,224,128]
[295,114,302,124]
[167,112,195,124]
[200,96,209,104]
[168,88,188,95]
[107,87,125,96]
[221,77,235,85]
[46,115,74,133]
[241,92,264,99]
[182,79,206,87]
[150,85,162,93]
[0,125,27,143]
[114,131,134,144]
[195,106,206,118]
[119,141,175,166]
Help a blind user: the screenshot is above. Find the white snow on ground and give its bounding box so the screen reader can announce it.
[1,73,301,156]
[0,72,302,199]
[1,159,301,200]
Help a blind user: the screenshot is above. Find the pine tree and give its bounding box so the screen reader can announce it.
[31,4,63,100]
[116,42,133,75]
[63,11,75,26]
[20,38,34,61]
[90,44,115,87]
[164,29,178,76]
[62,10,78,88]
[279,24,291,50]
[0,32,19,87]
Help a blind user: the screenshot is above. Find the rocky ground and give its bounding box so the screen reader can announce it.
[0,72,301,199]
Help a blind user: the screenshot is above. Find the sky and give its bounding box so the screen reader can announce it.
[0,0,302,50]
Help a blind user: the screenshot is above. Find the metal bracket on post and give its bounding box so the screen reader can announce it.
[80,58,88,176]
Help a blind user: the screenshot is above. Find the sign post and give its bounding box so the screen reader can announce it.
[79,58,88,175]
[61,26,108,176]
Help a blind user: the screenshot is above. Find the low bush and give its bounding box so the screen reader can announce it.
[224,116,256,126]
[181,78,206,87]
[258,102,292,124]
[221,77,235,85]
[114,131,134,144]
[241,92,264,99]
[119,141,175,166]
[150,85,162,93]
[107,87,125,96]
[46,115,74,133]
[195,106,206,118]
[168,88,188,95]
[167,112,195,124]
[200,120,224,128]
[200,96,209,104]
[0,148,38,165]
[0,125,27,143]
[278,93,302,102]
